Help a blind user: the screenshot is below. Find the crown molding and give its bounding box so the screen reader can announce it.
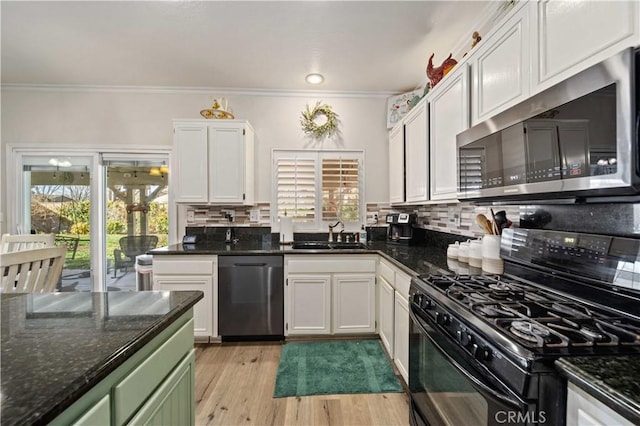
[0,83,396,99]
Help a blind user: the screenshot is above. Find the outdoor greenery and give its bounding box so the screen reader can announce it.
[31,184,169,271]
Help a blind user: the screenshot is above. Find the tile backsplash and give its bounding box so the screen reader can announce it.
[184,201,640,239]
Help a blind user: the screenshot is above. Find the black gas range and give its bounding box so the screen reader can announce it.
[409,228,640,426]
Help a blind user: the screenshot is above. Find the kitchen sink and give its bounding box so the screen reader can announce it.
[291,241,366,250]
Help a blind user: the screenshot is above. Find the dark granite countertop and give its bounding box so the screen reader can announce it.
[556,356,640,424]
[148,239,463,278]
[0,290,203,426]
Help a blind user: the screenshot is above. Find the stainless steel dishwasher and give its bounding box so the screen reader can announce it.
[218,256,284,340]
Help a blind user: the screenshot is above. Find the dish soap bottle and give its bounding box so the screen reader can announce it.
[359,225,367,244]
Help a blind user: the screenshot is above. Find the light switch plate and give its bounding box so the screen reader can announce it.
[250,209,260,221]
[187,210,195,222]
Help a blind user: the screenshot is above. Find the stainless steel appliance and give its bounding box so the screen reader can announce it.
[457,48,639,202]
[409,228,640,426]
[386,213,424,244]
[218,256,284,340]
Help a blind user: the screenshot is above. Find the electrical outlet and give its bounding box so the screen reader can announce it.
[250,209,260,222]
[187,210,195,222]
[366,212,379,225]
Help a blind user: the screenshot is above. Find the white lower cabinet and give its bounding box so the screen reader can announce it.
[377,275,395,356]
[287,274,332,334]
[285,255,377,336]
[377,257,412,384]
[333,274,376,334]
[566,381,633,426]
[153,255,216,340]
[394,283,410,384]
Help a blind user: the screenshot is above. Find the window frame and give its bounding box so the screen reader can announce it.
[271,149,365,232]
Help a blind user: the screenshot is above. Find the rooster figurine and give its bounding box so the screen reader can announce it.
[426,53,458,88]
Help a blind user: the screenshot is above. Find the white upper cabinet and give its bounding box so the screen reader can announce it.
[470,3,530,126]
[173,120,254,205]
[388,123,405,204]
[429,65,469,201]
[532,0,640,94]
[173,125,208,203]
[404,101,429,203]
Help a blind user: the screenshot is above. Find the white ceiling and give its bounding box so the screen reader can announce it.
[1,1,495,94]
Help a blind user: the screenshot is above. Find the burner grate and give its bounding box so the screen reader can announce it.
[419,274,640,350]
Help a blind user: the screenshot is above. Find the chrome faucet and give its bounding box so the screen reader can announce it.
[328,220,343,242]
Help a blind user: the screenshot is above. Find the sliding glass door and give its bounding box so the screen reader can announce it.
[102,156,169,290]
[21,155,94,291]
[11,150,170,292]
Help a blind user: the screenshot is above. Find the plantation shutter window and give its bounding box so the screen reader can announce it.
[275,157,316,223]
[321,157,360,222]
[272,150,364,231]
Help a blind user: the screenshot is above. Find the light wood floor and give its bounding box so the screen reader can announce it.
[194,341,410,426]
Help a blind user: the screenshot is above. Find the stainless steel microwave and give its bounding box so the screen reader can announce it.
[457,48,639,202]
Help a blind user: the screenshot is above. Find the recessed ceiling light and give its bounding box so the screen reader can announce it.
[305,73,324,85]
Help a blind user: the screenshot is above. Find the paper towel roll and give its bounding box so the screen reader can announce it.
[279,216,294,244]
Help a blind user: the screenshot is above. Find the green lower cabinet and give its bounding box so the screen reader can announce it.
[50,311,195,426]
[127,349,195,426]
[72,395,110,426]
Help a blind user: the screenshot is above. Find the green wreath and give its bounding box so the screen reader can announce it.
[300,102,339,138]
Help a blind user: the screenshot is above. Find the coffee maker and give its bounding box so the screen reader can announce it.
[386,213,423,244]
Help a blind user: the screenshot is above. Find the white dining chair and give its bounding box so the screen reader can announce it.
[0,233,56,254]
[1,246,67,293]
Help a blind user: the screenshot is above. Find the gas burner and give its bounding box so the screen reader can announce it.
[489,282,513,291]
[510,320,550,343]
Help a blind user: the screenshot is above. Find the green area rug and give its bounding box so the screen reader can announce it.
[273,339,403,398]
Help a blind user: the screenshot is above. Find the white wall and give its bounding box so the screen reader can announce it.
[1,88,391,232]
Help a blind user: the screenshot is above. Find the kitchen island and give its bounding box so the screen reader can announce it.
[0,290,203,425]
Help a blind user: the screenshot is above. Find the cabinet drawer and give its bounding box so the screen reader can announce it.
[113,318,194,425]
[395,271,411,298]
[287,256,376,274]
[378,259,395,286]
[153,257,214,275]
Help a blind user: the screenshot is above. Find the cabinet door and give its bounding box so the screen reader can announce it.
[429,65,469,201]
[287,274,331,335]
[394,292,409,384]
[533,0,639,94]
[404,102,429,203]
[566,382,633,426]
[154,276,213,338]
[332,274,376,334]
[389,124,405,204]
[173,124,209,203]
[378,275,395,356]
[71,395,110,426]
[128,349,195,426]
[209,125,246,204]
[471,4,529,125]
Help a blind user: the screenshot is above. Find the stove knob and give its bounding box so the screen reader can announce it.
[412,294,423,306]
[435,312,450,326]
[460,332,473,347]
[472,344,491,361]
[420,297,433,310]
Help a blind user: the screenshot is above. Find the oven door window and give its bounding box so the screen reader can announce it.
[410,311,532,426]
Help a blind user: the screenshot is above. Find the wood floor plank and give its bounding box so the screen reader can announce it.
[195,342,409,426]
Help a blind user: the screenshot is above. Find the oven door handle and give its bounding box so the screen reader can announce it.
[410,309,523,408]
